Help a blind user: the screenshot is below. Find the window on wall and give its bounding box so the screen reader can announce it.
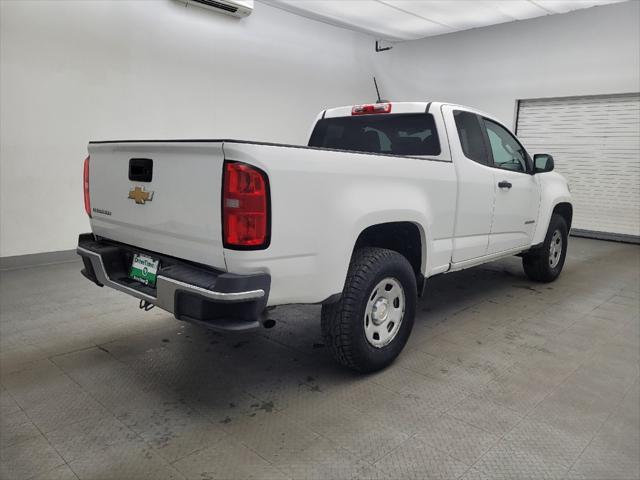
[453,110,489,165]
[483,119,529,173]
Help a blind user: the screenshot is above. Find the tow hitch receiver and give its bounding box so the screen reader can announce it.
[139,299,155,311]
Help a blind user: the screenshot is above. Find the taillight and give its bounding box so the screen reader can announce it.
[83,156,91,217]
[222,161,270,249]
[352,103,392,115]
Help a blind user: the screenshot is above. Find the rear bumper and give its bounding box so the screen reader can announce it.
[77,233,270,331]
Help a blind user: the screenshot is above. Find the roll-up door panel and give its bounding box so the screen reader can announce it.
[516,93,639,241]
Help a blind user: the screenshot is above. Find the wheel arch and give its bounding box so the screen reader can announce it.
[352,221,427,296]
[553,202,573,231]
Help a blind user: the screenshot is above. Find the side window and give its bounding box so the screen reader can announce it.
[483,119,528,173]
[453,110,489,165]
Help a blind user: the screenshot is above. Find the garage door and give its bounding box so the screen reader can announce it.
[516,93,640,242]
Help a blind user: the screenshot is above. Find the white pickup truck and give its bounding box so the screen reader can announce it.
[77,101,572,372]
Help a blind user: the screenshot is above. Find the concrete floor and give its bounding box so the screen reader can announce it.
[0,237,638,480]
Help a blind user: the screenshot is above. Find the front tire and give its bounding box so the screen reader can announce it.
[321,247,416,372]
[523,213,568,282]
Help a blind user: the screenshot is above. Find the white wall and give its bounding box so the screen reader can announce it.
[374,0,640,128]
[3,1,639,258]
[0,0,375,257]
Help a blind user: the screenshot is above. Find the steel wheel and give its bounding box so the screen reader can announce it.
[322,247,417,371]
[364,277,405,348]
[549,229,562,268]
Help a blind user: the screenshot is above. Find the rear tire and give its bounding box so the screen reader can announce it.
[523,213,568,282]
[321,247,416,373]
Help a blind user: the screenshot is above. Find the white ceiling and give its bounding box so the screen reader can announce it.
[263,0,628,41]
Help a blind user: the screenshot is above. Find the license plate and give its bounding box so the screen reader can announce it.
[129,253,160,287]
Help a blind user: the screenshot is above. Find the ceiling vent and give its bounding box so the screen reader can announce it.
[180,0,253,18]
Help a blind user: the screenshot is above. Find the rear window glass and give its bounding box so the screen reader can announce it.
[308,113,441,156]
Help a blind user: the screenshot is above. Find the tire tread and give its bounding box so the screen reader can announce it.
[321,247,413,371]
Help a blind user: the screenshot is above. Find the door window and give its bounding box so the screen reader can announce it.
[453,111,490,165]
[484,119,529,173]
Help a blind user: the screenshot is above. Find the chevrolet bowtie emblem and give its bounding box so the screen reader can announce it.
[128,186,154,204]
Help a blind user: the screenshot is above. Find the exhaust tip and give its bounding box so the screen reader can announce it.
[262,319,276,329]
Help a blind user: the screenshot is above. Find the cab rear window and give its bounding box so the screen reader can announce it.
[308,113,441,156]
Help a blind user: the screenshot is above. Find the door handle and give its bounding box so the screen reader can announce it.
[498,181,512,189]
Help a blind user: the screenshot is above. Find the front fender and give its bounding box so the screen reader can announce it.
[532,172,572,245]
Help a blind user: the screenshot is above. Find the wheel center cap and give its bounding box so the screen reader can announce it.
[371,298,389,325]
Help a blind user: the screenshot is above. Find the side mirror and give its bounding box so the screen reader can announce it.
[533,153,554,173]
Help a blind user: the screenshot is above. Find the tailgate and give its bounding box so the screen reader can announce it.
[87,141,226,270]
